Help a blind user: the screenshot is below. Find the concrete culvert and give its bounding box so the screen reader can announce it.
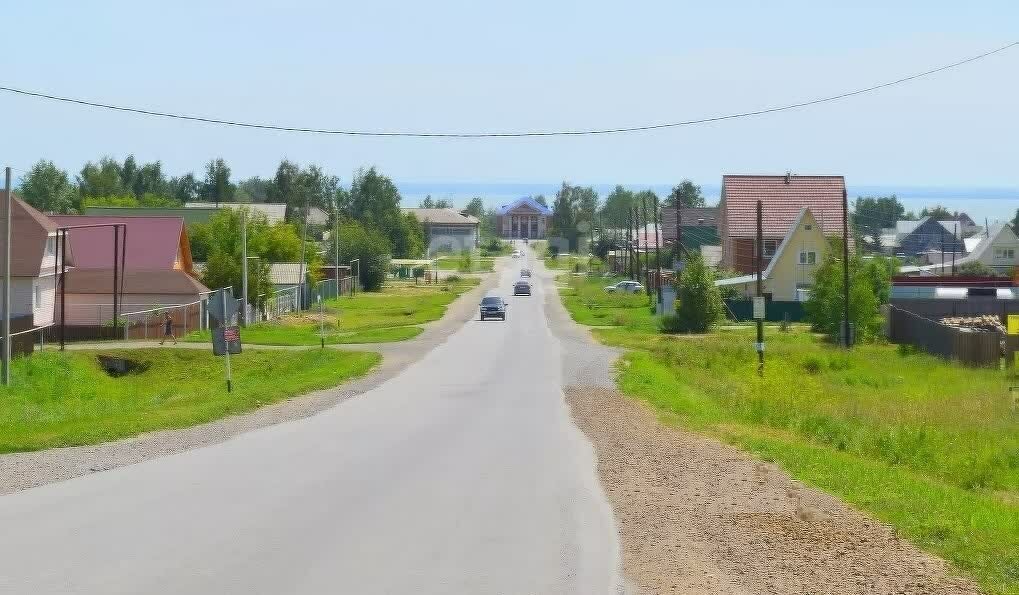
[96,355,150,377]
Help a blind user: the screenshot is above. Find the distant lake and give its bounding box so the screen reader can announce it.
[397,182,1018,224]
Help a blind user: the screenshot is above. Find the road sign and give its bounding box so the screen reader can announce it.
[1008,314,1019,335]
[752,296,766,320]
[208,288,239,325]
[212,325,242,356]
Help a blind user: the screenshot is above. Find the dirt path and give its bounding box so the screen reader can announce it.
[537,258,981,594]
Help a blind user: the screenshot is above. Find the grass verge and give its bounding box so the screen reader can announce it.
[0,348,380,453]
[185,278,479,346]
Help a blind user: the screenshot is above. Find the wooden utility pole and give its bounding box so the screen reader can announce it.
[756,200,765,375]
[652,195,663,307]
[2,167,11,385]
[626,209,635,280]
[842,188,851,348]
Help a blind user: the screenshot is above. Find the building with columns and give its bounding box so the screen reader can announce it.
[495,197,552,239]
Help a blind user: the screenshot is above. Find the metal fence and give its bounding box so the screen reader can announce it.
[888,305,1002,367]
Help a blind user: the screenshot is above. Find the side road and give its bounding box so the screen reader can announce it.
[0,262,504,495]
[538,266,982,594]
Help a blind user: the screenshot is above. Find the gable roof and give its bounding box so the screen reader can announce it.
[0,193,58,277]
[716,207,821,286]
[496,197,552,216]
[898,223,1017,273]
[50,215,186,271]
[185,202,288,224]
[402,208,480,225]
[63,269,208,295]
[720,174,846,238]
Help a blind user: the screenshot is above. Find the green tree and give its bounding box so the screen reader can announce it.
[81,193,181,209]
[78,157,126,199]
[668,251,723,333]
[550,182,580,251]
[433,198,453,209]
[133,161,169,198]
[533,195,548,207]
[235,176,270,203]
[957,261,994,276]
[920,205,953,220]
[464,197,485,218]
[393,212,425,258]
[599,185,635,229]
[346,167,418,256]
[330,220,391,290]
[575,186,600,231]
[854,195,904,245]
[1012,208,1018,233]
[420,195,435,208]
[168,173,200,203]
[200,158,235,204]
[119,155,138,193]
[804,239,883,341]
[665,179,705,208]
[17,160,76,213]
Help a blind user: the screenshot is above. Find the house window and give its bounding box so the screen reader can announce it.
[33,281,42,309]
[45,236,56,257]
[993,248,1016,260]
[798,251,817,265]
[763,240,778,257]
[804,224,812,231]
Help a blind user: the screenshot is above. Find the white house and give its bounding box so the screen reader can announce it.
[0,194,60,329]
[899,223,1019,275]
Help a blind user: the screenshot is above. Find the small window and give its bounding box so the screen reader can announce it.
[762,240,778,258]
[799,251,817,265]
[804,224,812,231]
[45,236,56,257]
[994,248,1016,260]
[33,281,42,309]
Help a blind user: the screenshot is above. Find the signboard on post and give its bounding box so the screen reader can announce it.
[208,288,241,392]
[1008,315,1019,336]
[752,296,766,320]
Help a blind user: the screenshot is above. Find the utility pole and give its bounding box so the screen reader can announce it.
[756,200,764,375]
[652,194,663,308]
[334,200,340,296]
[112,226,119,332]
[2,167,11,385]
[298,199,308,309]
[640,194,652,296]
[633,205,642,284]
[675,200,684,267]
[952,222,958,275]
[626,209,634,280]
[241,209,248,325]
[841,188,851,348]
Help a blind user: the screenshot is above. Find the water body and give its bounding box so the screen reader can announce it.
[397,182,1018,224]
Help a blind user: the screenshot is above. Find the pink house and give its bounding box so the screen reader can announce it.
[49,215,209,325]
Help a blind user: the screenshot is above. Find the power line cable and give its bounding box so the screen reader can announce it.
[0,42,1015,138]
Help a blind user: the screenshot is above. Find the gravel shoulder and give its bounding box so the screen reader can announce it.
[540,266,982,594]
[0,262,504,496]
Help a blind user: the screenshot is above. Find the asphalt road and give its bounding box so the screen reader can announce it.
[0,252,624,595]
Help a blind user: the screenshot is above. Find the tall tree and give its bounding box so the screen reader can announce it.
[533,195,548,207]
[347,167,419,257]
[168,173,200,203]
[235,176,271,203]
[854,195,904,246]
[919,205,953,220]
[464,197,485,218]
[268,160,337,219]
[133,161,169,198]
[77,157,126,199]
[201,158,235,204]
[433,198,453,209]
[119,155,138,193]
[17,159,76,213]
[599,185,635,229]
[665,180,705,208]
[550,182,580,251]
[420,195,436,208]
[1011,208,1019,232]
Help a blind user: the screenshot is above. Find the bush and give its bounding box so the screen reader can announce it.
[332,221,391,291]
[659,314,685,333]
[805,239,888,342]
[445,274,463,283]
[673,251,724,333]
[457,249,473,272]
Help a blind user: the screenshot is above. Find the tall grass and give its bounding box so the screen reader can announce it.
[596,326,1019,593]
[0,348,380,453]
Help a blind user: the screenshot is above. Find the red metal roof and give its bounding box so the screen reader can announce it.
[50,215,185,271]
[721,174,846,238]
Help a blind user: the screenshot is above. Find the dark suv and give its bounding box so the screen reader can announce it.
[513,281,531,296]
[479,296,507,321]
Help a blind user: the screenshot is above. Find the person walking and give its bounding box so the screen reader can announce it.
[159,312,177,345]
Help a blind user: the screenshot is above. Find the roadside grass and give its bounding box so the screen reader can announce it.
[0,348,380,453]
[560,275,657,330]
[596,326,1019,594]
[435,255,495,272]
[185,278,479,346]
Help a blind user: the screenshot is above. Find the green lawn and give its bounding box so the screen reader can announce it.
[435,255,495,272]
[0,348,380,453]
[186,278,479,346]
[560,275,657,330]
[594,327,1019,594]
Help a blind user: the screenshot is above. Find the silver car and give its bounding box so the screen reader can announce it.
[604,280,644,293]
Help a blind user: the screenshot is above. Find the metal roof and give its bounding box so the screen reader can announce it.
[402,208,480,225]
[495,197,551,216]
[50,215,186,271]
[185,202,288,223]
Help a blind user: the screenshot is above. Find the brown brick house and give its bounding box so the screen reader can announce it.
[718,174,848,273]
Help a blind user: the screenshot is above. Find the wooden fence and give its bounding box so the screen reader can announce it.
[888,305,1002,367]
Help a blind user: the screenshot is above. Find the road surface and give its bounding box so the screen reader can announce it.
[0,253,624,595]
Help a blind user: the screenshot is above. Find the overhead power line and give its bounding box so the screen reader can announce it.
[0,42,1016,138]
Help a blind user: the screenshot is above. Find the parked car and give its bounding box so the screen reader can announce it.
[512,250,522,258]
[604,280,644,293]
[513,281,531,296]
[479,296,507,320]
[520,269,531,278]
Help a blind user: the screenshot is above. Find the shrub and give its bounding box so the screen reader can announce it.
[659,314,685,333]
[673,251,724,333]
[445,274,463,283]
[333,221,390,291]
[802,356,823,374]
[457,249,473,272]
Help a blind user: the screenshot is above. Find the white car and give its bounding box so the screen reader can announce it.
[511,250,522,258]
[604,280,644,293]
